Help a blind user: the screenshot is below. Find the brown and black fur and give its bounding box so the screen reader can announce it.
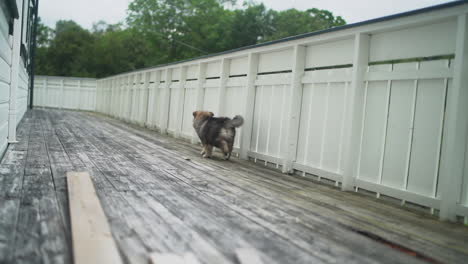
[192,111,244,160]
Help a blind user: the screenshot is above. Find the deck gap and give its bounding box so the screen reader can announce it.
[347,227,441,264]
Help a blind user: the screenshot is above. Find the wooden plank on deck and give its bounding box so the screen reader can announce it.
[67,171,123,264]
[235,248,264,264]
[150,252,201,264]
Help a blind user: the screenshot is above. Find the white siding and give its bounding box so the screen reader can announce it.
[0,5,12,155]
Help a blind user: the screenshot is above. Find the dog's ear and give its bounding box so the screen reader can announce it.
[192,111,198,118]
[209,112,214,117]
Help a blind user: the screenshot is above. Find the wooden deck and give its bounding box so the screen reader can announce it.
[1,109,467,264]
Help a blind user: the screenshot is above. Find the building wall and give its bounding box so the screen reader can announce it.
[0,3,13,155]
[0,0,36,156]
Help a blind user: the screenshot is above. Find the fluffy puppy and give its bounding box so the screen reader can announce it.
[192,111,244,160]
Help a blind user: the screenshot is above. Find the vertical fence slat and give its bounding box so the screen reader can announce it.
[240,53,259,160]
[282,45,306,173]
[378,72,393,186]
[217,58,230,116]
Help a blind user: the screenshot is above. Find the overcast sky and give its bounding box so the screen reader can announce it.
[39,0,456,30]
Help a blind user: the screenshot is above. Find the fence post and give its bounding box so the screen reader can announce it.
[146,70,161,128]
[114,77,122,118]
[127,75,132,121]
[138,73,143,122]
[60,79,64,109]
[341,33,371,191]
[115,78,119,116]
[108,79,111,113]
[134,73,140,122]
[123,76,127,119]
[115,79,119,116]
[131,74,139,122]
[239,53,259,160]
[126,75,133,122]
[97,80,100,112]
[191,63,207,144]
[122,76,127,119]
[439,14,468,222]
[160,69,172,134]
[140,71,150,125]
[217,58,230,116]
[110,78,115,115]
[45,77,49,108]
[78,79,82,110]
[282,45,306,173]
[119,76,126,119]
[174,66,187,138]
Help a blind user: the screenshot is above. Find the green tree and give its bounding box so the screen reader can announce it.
[91,24,152,77]
[264,8,346,42]
[127,0,236,63]
[34,1,346,77]
[46,20,96,77]
[228,3,275,48]
[35,18,54,75]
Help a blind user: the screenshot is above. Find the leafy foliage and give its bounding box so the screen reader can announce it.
[35,0,346,78]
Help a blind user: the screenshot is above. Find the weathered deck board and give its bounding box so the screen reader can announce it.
[0,113,31,262]
[74,116,419,263]
[67,171,124,264]
[94,112,468,262]
[1,109,467,264]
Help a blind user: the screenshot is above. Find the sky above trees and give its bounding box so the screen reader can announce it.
[39,0,455,29]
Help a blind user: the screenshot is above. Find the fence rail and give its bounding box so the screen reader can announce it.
[37,2,468,222]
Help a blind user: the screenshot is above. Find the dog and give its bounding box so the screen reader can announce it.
[192,111,244,160]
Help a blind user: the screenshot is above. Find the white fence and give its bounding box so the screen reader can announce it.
[33,76,97,111]
[91,2,468,221]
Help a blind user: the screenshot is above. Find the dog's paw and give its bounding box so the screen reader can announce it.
[200,150,206,155]
[202,154,211,158]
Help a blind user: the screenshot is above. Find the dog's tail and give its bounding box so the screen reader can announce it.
[225,115,244,128]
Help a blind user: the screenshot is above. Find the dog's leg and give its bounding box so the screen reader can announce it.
[226,140,234,160]
[220,141,230,160]
[200,144,206,155]
[203,145,213,158]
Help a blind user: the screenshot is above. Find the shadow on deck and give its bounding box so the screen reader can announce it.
[0,109,467,264]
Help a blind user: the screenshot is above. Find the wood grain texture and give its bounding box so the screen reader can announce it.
[235,248,264,264]
[150,252,201,264]
[67,171,123,264]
